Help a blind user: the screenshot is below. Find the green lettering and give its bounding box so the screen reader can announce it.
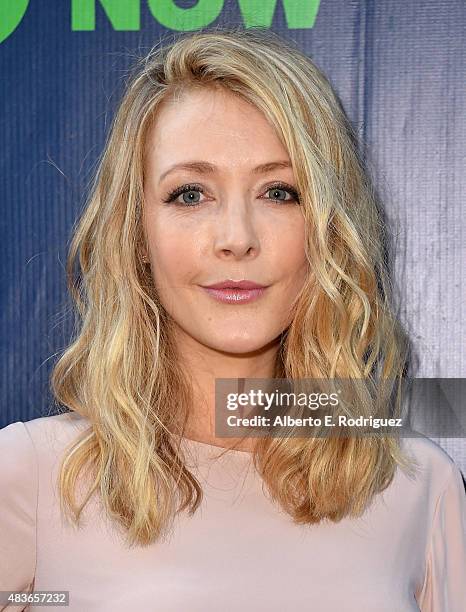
[147,0,223,32]
[71,0,140,31]
[238,0,321,29]
[0,0,30,44]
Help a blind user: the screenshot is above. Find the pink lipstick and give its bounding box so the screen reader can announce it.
[200,279,269,304]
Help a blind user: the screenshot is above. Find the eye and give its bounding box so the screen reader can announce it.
[162,181,301,207]
[162,183,205,207]
[262,182,300,204]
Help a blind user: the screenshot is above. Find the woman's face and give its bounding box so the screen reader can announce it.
[143,86,308,354]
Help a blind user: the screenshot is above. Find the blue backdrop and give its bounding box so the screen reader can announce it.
[1,0,465,472]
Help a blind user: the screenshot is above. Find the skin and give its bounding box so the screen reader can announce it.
[142,86,308,451]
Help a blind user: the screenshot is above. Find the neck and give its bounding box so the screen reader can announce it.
[173,327,280,450]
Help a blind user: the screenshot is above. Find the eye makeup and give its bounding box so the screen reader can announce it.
[161,181,301,207]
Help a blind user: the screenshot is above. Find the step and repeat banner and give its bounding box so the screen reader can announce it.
[1,1,465,471]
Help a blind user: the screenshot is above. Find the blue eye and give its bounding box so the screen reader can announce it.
[265,185,300,203]
[162,182,300,207]
[162,184,204,206]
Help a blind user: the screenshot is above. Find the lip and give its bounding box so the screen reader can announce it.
[200,280,269,304]
[203,280,267,290]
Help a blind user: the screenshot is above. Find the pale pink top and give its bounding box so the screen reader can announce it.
[0,412,465,611]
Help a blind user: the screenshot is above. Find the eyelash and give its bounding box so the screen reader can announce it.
[162,182,301,207]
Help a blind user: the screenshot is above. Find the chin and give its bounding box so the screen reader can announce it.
[203,330,276,356]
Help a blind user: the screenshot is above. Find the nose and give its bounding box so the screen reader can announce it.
[213,198,260,260]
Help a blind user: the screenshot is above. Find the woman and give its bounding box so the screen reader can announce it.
[0,27,465,611]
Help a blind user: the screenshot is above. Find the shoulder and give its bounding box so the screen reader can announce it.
[0,419,38,489]
[396,435,465,510]
[22,411,92,452]
[0,412,92,479]
[401,435,464,488]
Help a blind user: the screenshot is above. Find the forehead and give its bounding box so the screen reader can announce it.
[144,86,290,172]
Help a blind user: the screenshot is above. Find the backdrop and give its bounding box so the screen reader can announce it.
[1,0,465,473]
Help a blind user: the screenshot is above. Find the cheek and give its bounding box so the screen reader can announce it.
[144,212,203,285]
[269,218,308,279]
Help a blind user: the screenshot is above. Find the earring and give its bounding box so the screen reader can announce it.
[141,253,149,264]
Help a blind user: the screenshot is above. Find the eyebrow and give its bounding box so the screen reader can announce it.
[158,160,292,184]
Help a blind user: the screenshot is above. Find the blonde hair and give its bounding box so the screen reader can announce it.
[51,26,418,548]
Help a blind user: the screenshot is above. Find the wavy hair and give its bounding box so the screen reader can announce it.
[51,26,418,548]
